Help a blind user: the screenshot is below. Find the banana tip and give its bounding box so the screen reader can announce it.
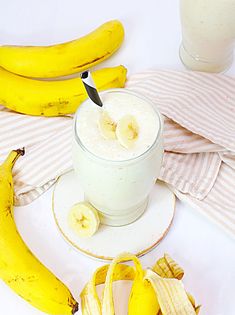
[15,147,25,156]
[72,302,79,314]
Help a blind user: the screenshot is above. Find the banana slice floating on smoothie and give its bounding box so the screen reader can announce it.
[98,111,117,140]
[68,202,100,238]
[116,115,139,149]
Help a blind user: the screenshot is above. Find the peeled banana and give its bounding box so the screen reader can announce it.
[124,254,160,315]
[0,20,125,78]
[68,202,100,237]
[0,149,78,314]
[0,65,127,116]
[81,252,200,315]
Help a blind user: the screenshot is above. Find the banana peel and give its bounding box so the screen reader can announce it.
[80,253,200,314]
[81,262,135,315]
[153,253,184,280]
[145,269,196,315]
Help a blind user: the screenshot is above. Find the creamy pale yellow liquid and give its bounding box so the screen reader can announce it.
[180,0,235,72]
[73,89,163,226]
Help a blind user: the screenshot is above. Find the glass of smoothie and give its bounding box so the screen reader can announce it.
[179,0,235,72]
[72,89,163,227]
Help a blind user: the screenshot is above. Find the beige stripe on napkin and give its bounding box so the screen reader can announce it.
[0,70,234,237]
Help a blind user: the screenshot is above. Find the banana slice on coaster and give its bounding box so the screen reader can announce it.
[98,111,117,140]
[116,115,139,149]
[68,202,100,238]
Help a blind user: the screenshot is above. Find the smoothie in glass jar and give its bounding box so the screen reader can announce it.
[73,89,163,226]
[180,0,235,72]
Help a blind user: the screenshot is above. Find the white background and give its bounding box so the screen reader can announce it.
[0,0,235,314]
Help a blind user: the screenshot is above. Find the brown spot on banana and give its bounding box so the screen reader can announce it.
[72,52,110,69]
[7,275,38,284]
[4,204,12,218]
[44,100,70,108]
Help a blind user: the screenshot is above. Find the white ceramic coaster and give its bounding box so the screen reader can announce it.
[52,171,175,261]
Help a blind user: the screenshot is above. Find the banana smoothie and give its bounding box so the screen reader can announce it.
[73,89,163,226]
[180,0,235,72]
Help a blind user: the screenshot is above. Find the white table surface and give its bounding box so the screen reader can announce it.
[0,0,235,314]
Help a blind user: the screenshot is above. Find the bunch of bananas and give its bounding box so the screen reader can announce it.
[0,20,127,116]
[0,20,127,313]
[81,252,201,314]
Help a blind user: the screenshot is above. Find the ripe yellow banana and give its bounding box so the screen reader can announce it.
[81,253,200,315]
[0,20,124,78]
[102,253,159,315]
[128,269,159,315]
[0,65,127,116]
[0,149,78,315]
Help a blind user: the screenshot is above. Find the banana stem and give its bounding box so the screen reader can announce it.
[3,148,25,170]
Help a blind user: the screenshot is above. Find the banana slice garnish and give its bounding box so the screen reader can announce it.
[68,202,100,238]
[116,115,139,149]
[98,111,117,140]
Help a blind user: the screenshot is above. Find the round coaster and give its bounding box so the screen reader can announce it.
[52,171,175,261]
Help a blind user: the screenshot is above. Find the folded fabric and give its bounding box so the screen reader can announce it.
[0,70,234,237]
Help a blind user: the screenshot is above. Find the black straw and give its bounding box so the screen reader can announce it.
[81,71,103,107]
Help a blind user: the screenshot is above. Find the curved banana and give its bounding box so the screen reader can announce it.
[0,20,124,78]
[0,149,78,315]
[81,253,200,315]
[0,65,127,116]
[128,270,159,315]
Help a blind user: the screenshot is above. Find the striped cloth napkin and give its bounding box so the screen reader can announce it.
[0,70,234,237]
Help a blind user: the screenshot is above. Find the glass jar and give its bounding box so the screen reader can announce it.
[180,0,235,72]
[73,89,163,226]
